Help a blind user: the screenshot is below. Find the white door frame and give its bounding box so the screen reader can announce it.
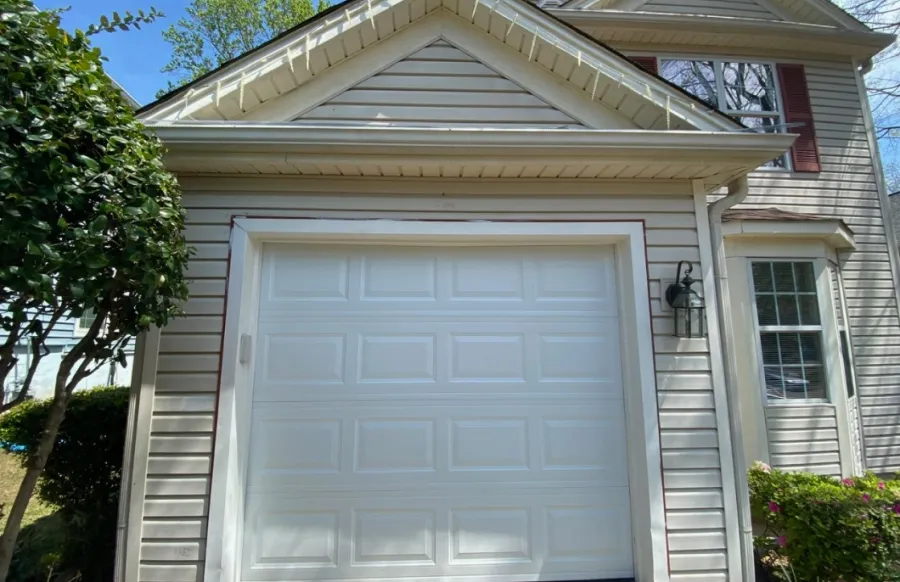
[204,218,669,582]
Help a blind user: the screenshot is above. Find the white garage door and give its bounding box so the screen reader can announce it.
[242,243,633,582]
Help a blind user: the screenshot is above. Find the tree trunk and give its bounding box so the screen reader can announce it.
[0,393,68,581]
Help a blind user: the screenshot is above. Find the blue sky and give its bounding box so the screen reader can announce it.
[40,0,189,104]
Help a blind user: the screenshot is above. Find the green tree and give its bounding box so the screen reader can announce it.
[0,1,191,578]
[159,0,330,95]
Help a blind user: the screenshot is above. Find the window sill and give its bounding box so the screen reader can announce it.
[765,399,832,406]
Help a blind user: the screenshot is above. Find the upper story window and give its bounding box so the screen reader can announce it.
[660,59,788,169]
[751,261,825,401]
[74,308,96,338]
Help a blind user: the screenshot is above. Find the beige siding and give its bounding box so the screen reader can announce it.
[296,40,585,128]
[139,179,730,582]
[639,0,781,20]
[731,58,900,473]
[764,405,842,476]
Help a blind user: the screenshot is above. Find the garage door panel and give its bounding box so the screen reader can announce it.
[253,322,622,402]
[260,244,618,314]
[242,490,633,581]
[244,243,632,582]
[247,402,628,490]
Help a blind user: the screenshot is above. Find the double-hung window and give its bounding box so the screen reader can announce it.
[750,261,826,402]
[74,308,96,337]
[659,59,788,169]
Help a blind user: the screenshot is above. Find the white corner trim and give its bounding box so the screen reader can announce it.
[721,219,856,250]
[205,218,669,582]
[692,187,743,582]
[120,328,161,582]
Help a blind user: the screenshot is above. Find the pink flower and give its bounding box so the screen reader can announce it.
[879,482,887,490]
[753,461,772,474]
[776,535,787,548]
[768,501,781,513]
[842,478,855,487]
[863,494,872,503]
[893,503,900,515]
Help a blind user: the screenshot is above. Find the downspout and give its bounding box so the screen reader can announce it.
[708,176,755,582]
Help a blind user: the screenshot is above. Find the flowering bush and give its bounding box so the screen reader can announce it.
[749,461,900,581]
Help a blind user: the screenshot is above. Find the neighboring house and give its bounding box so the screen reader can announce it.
[1,77,139,403]
[116,1,900,582]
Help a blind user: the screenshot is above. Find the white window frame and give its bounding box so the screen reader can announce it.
[747,258,838,406]
[749,259,827,403]
[74,308,96,338]
[650,54,791,171]
[204,219,670,582]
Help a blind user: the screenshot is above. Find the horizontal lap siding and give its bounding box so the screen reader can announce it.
[297,40,584,129]
[764,405,841,476]
[640,0,780,19]
[735,60,900,473]
[139,182,728,581]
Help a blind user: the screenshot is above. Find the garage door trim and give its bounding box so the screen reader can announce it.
[206,219,667,582]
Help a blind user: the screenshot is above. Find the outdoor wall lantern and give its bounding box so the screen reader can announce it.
[665,261,706,338]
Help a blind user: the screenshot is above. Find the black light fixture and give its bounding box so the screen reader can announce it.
[665,261,706,338]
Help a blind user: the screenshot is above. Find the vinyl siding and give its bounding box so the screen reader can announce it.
[848,395,865,474]
[137,179,730,582]
[296,40,586,128]
[730,58,900,473]
[764,405,841,476]
[639,0,781,20]
[0,311,76,347]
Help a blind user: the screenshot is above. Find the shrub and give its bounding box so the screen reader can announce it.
[0,386,129,581]
[749,461,900,581]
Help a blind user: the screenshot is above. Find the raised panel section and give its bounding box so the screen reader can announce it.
[539,335,615,382]
[353,510,436,564]
[450,419,529,471]
[355,419,436,473]
[451,258,524,300]
[247,511,338,567]
[450,335,525,381]
[545,506,630,562]
[359,335,435,382]
[362,255,436,300]
[264,246,348,301]
[535,254,614,302]
[262,334,345,385]
[451,509,531,563]
[249,419,341,476]
[542,418,626,474]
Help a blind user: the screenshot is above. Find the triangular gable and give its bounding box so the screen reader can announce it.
[579,0,868,30]
[294,39,590,128]
[138,0,741,132]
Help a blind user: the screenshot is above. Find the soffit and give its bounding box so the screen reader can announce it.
[551,10,892,59]
[137,0,741,132]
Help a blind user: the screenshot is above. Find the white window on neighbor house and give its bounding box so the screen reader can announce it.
[659,59,789,169]
[750,261,827,402]
[74,308,96,337]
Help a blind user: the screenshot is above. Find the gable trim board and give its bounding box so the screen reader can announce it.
[207,218,668,582]
[137,0,743,133]
[609,0,787,21]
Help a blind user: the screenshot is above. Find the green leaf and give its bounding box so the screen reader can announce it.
[77,154,100,171]
[89,215,108,233]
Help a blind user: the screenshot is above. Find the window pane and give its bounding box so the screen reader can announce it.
[752,262,774,293]
[778,333,801,364]
[804,366,826,400]
[794,262,816,292]
[723,62,778,112]
[841,331,855,398]
[764,367,785,400]
[782,367,809,399]
[798,295,820,325]
[773,263,795,292]
[777,295,799,325]
[660,60,718,107]
[78,308,96,329]
[756,295,778,325]
[799,333,822,365]
[760,333,781,365]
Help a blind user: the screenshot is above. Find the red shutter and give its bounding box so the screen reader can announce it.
[777,63,821,173]
[631,56,658,75]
